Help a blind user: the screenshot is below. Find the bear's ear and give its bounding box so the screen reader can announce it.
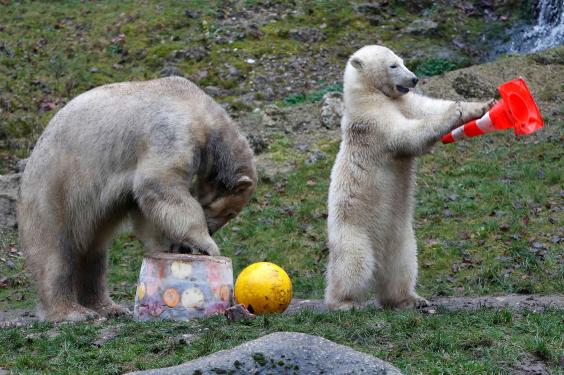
[350,57,364,71]
[235,175,254,193]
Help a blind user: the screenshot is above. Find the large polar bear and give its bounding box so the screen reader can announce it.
[18,77,256,321]
[325,45,493,310]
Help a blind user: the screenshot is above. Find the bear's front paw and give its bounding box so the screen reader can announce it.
[382,294,429,310]
[326,299,364,311]
[460,101,493,124]
[183,239,220,256]
[201,241,220,256]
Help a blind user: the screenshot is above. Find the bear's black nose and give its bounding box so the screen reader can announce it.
[412,77,419,85]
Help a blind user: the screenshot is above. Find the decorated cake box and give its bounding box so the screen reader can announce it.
[133,253,234,321]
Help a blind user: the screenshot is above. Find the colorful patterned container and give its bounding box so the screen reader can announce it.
[133,253,234,321]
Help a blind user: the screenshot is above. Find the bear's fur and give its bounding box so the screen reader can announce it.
[325,46,493,310]
[18,77,256,321]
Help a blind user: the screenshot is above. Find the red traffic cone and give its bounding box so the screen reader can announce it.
[442,77,544,144]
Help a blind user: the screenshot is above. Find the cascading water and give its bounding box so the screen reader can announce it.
[501,0,563,54]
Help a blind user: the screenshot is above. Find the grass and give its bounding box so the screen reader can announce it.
[1,1,562,374]
[1,120,562,373]
[0,308,562,374]
[0,0,519,171]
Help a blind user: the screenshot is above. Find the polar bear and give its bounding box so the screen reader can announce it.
[325,45,493,310]
[18,77,256,321]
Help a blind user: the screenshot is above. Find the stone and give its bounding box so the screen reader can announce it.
[451,72,497,99]
[127,332,402,375]
[204,86,222,97]
[305,151,327,165]
[159,66,184,78]
[261,104,285,128]
[15,158,28,173]
[320,91,344,129]
[224,303,256,323]
[0,173,21,229]
[288,28,326,43]
[403,19,438,35]
[246,134,269,154]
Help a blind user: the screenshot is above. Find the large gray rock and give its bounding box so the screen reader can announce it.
[403,19,438,35]
[0,173,20,229]
[320,92,344,129]
[128,332,402,375]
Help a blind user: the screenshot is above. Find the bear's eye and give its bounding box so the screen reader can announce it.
[390,64,398,69]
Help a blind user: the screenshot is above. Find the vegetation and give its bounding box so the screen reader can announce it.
[1,1,562,374]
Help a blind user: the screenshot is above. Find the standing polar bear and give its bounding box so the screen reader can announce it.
[18,77,256,321]
[325,45,493,310]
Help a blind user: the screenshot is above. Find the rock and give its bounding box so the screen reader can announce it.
[288,28,326,43]
[305,151,327,165]
[0,173,21,229]
[225,64,242,79]
[260,104,285,128]
[246,134,269,154]
[127,332,402,375]
[356,2,388,15]
[451,72,497,99]
[320,92,344,129]
[204,86,222,97]
[92,325,121,347]
[171,47,208,62]
[159,65,184,78]
[224,303,256,323]
[403,18,438,35]
[175,333,199,345]
[511,354,549,375]
[15,158,28,173]
[184,9,199,18]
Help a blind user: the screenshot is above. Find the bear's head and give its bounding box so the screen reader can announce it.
[193,129,257,235]
[345,45,418,99]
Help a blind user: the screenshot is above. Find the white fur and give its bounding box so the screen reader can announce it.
[325,46,492,310]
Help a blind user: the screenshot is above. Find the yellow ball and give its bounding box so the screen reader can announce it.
[234,262,292,315]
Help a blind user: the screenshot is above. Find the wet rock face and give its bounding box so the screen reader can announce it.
[127,332,403,375]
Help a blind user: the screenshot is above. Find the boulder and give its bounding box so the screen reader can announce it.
[127,332,403,375]
[403,18,438,35]
[451,72,497,99]
[320,91,344,129]
[0,173,21,229]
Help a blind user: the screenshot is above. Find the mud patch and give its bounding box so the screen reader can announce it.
[511,354,550,375]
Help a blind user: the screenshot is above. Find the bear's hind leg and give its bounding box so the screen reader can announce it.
[375,231,428,309]
[30,236,100,322]
[76,249,130,318]
[325,226,375,310]
[77,223,131,318]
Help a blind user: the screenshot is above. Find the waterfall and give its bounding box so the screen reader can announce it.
[503,0,563,54]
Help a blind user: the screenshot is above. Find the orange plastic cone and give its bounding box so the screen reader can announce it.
[442,77,544,144]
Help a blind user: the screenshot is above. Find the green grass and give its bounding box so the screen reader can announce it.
[1,121,562,373]
[0,308,562,374]
[0,0,519,171]
[1,1,562,374]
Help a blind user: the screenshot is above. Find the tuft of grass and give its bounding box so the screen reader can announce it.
[412,58,460,77]
[282,83,343,106]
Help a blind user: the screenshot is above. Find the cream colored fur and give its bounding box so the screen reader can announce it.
[18,77,256,321]
[325,46,493,310]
